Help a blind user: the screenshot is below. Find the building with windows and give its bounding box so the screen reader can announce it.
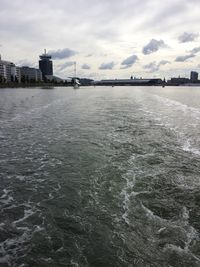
[11,65,21,82]
[0,57,16,82]
[20,66,42,82]
[190,71,198,83]
[39,49,53,79]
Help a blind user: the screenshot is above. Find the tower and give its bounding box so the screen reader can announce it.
[190,71,198,83]
[39,49,53,80]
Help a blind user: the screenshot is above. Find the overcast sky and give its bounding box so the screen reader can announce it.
[1,0,200,79]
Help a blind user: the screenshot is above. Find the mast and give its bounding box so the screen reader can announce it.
[74,61,76,78]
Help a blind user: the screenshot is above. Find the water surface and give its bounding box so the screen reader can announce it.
[1,86,200,266]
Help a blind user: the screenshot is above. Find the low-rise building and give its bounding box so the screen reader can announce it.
[20,66,42,82]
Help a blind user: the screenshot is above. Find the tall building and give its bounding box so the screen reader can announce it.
[190,71,198,83]
[39,49,53,79]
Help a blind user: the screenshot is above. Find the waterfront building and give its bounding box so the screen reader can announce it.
[93,78,163,86]
[168,77,190,85]
[11,65,21,82]
[20,66,42,82]
[39,49,53,79]
[0,58,16,83]
[190,71,198,83]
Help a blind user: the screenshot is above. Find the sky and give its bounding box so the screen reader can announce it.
[0,0,200,80]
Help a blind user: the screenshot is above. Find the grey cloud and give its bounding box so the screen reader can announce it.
[58,61,74,71]
[121,55,138,69]
[190,46,200,54]
[16,60,37,68]
[158,60,170,66]
[175,54,195,62]
[178,32,199,43]
[143,60,170,72]
[99,62,115,70]
[49,48,77,60]
[143,62,158,72]
[142,39,167,55]
[82,64,91,70]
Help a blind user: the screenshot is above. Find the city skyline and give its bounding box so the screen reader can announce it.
[0,0,200,80]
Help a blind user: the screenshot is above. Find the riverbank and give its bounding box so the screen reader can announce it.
[0,83,73,88]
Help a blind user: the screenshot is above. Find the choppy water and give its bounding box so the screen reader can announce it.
[1,86,200,266]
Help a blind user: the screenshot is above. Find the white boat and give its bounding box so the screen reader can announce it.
[73,78,81,89]
[73,62,81,89]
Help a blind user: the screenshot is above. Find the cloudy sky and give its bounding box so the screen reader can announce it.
[1,0,200,79]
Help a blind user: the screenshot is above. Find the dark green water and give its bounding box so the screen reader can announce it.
[1,86,200,267]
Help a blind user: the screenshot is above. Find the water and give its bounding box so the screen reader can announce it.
[0,86,200,266]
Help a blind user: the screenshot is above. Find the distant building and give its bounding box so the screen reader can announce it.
[45,75,64,83]
[20,66,42,82]
[93,78,163,86]
[167,77,190,85]
[0,58,18,83]
[190,71,198,83]
[39,49,53,80]
[11,65,21,82]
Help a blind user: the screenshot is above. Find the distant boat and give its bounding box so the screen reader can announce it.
[73,78,81,89]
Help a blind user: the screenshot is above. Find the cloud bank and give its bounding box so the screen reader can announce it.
[49,48,77,60]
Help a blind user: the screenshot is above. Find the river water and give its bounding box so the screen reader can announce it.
[0,86,200,267]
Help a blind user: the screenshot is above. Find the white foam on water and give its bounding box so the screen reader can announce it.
[163,243,200,262]
[0,189,14,205]
[13,208,35,225]
[182,138,200,156]
[120,169,138,225]
[139,94,200,157]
